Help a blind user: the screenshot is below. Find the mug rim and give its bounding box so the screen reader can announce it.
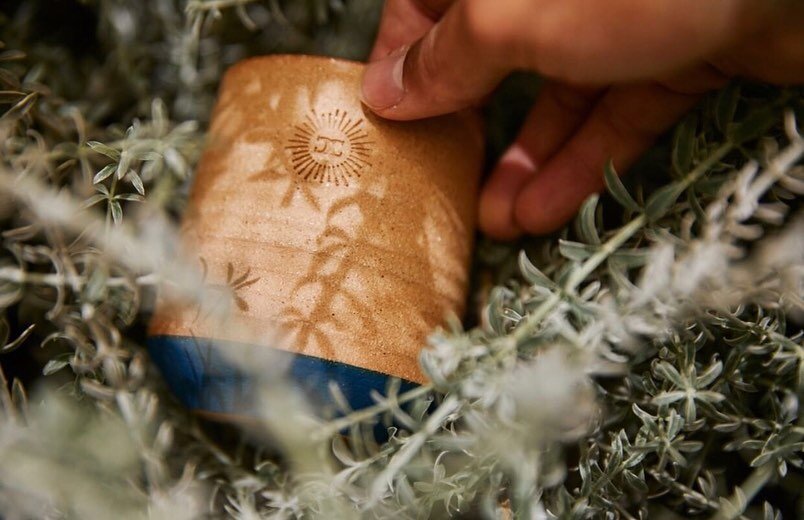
[218,53,483,135]
[223,53,364,77]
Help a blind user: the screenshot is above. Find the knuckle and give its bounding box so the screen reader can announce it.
[598,94,655,140]
[460,0,513,52]
[547,86,594,114]
[419,36,444,85]
[459,0,574,76]
[659,65,730,95]
[515,2,587,80]
[410,33,447,90]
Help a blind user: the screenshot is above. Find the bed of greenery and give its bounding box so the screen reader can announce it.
[0,1,802,518]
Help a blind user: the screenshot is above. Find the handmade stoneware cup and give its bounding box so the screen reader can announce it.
[148,55,483,418]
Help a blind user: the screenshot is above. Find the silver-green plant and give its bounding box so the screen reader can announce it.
[0,1,802,519]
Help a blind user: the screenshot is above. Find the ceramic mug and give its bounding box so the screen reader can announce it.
[148,55,483,418]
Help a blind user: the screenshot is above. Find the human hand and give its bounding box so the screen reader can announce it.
[360,0,804,239]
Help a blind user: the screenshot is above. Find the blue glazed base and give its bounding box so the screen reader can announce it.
[147,335,419,417]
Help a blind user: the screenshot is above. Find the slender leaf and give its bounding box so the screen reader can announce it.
[43,358,70,376]
[116,193,145,203]
[2,323,35,353]
[644,183,685,221]
[82,194,108,208]
[715,82,740,133]
[603,159,640,212]
[728,105,779,145]
[93,164,116,184]
[518,251,554,288]
[127,171,145,195]
[110,200,123,224]
[558,240,595,262]
[88,141,121,159]
[576,194,601,245]
[672,115,697,177]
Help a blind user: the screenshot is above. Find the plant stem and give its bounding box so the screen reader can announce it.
[0,267,157,288]
[314,384,434,441]
[512,141,734,344]
[185,0,260,12]
[511,215,644,343]
[369,394,461,503]
[708,463,775,520]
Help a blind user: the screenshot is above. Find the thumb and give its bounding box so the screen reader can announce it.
[361,1,512,120]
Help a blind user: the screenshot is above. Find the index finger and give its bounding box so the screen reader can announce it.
[369,0,455,60]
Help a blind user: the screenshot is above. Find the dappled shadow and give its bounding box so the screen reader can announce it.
[151,56,480,385]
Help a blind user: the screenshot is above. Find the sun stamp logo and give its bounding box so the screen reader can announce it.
[286,109,373,186]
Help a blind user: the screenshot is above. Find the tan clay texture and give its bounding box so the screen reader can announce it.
[149,55,483,383]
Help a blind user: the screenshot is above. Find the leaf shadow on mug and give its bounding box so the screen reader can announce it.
[178,74,471,383]
[276,134,469,378]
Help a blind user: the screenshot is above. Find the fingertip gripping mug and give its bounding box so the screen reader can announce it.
[148,55,483,419]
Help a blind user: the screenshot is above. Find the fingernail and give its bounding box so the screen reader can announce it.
[488,146,538,200]
[478,145,535,240]
[361,46,407,110]
[499,146,537,176]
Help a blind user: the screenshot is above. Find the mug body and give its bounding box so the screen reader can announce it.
[148,55,483,417]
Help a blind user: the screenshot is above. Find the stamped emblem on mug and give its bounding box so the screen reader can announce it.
[286,108,373,186]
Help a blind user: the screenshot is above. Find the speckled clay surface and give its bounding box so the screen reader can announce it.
[149,55,483,384]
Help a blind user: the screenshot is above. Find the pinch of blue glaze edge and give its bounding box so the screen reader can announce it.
[147,335,419,418]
